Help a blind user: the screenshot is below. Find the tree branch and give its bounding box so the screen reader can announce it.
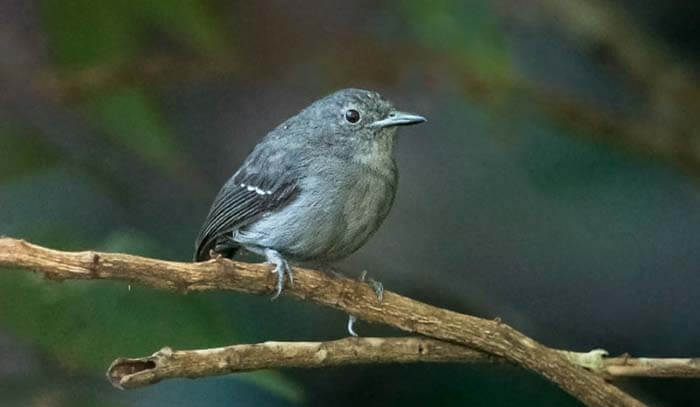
[0,237,649,407]
[107,337,700,390]
[106,337,496,389]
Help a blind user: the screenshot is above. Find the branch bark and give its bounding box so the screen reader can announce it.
[107,337,700,390]
[107,337,496,389]
[0,237,648,407]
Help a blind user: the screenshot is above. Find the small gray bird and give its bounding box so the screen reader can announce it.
[194,88,426,301]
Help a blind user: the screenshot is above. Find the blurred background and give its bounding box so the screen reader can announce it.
[1,1,699,406]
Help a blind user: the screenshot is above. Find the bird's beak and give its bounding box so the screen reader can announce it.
[370,111,427,128]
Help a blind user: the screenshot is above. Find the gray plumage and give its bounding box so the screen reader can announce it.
[194,88,425,298]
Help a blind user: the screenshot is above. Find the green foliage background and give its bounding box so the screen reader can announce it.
[1,1,699,406]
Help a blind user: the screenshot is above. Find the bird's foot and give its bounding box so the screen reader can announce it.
[360,270,383,302]
[208,249,223,260]
[347,270,384,337]
[264,248,293,300]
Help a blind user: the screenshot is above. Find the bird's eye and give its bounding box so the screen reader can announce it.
[345,109,360,124]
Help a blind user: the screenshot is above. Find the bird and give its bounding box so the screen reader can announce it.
[193,88,426,306]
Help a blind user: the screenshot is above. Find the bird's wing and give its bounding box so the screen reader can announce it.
[194,166,299,261]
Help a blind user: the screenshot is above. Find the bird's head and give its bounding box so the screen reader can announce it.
[279,88,426,159]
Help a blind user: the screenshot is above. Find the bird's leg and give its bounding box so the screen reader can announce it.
[347,270,383,337]
[263,248,293,300]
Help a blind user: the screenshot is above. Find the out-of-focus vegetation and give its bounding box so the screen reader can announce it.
[1,1,700,406]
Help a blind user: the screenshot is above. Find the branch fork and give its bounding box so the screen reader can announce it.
[2,238,698,407]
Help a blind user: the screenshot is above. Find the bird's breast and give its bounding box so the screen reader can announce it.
[323,159,397,259]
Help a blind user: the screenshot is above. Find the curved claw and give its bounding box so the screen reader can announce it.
[344,270,385,336]
[265,249,293,300]
[347,315,358,337]
[271,266,284,300]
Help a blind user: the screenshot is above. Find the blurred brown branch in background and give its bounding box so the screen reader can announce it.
[32,17,700,180]
[0,237,662,407]
[34,55,240,104]
[107,336,700,390]
[498,0,700,174]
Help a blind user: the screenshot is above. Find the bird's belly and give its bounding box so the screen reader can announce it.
[234,172,395,262]
[325,174,395,259]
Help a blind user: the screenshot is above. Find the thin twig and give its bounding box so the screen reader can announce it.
[603,356,700,379]
[106,337,700,390]
[107,337,496,389]
[0,238,646,407]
